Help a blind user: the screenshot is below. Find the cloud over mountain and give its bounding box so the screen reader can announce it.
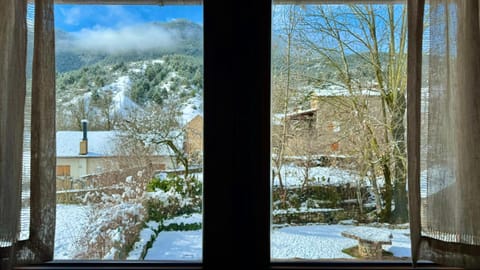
[58,24,178,53]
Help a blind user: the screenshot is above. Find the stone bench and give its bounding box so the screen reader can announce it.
[341,227,392,259]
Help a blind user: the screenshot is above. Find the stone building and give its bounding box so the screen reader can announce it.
[273,87,384,164]
[184,114,203,164]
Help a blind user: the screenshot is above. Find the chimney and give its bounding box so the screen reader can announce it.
[310,96,319,110]
[79,119,88,155]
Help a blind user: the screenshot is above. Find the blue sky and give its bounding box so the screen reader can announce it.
[54,5,203,32]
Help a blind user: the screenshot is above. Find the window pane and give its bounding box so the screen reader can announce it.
[54,4,203,260]
[271,2,411,261]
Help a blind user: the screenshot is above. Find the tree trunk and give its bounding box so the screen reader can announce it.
[380,156,392,222]
[391,95,408,223]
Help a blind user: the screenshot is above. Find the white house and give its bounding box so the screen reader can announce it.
[56,128,175,180]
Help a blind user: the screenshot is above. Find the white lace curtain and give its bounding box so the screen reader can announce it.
[0,0,56,269]
[409,0,480,268]
[0,0,27,268]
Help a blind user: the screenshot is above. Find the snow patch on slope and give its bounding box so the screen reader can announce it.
[102,75,140,117]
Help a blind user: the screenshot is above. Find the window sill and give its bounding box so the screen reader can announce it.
[15,261,462,270]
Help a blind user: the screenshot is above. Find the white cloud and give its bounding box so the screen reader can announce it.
[60,6,83,26]
[69,24,177,53]
[97,6,141,28]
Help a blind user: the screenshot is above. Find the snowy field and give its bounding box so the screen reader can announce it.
[273,164,364,187]
[142,224,411,260]
[144,230,202,260]
[55,204,411,260]
[272,224,411,260]
[54,204,91,259]
[54,160,413,260]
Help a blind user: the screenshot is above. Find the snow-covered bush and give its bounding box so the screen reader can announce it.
[74,202,145,259]
[144,174,202,222]
[73,171,149,259]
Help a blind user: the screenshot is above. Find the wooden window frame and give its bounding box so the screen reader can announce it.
[14,0,458,269]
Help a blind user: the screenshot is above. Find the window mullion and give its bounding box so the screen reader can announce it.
[203,0,271,268]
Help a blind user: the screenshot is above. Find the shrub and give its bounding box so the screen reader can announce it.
[144,174,202,222]
[73,170,150,259]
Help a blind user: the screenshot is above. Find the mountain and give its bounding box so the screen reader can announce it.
[55,19,203,73]
[55,20,203,131]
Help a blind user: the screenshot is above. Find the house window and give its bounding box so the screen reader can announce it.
[330,142,339,152]
[327,121,341,133]
[56,165,71,177]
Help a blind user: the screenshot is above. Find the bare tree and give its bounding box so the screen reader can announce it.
[93,93,113,130]
[271,5,304,207]
[113,100,184,172]
[71,95,92,130]
[295,4,408,222]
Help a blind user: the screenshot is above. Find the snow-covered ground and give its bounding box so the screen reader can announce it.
[181,95,202,125]
[142,224,410,260]
[54,204,91,259]
[107,75,140,117]
[144,230,202,260]
[54,162,411,260]
[54,204,411,261]
[273,164,361,187]
[272,225,357,259]
[163,213,202,226]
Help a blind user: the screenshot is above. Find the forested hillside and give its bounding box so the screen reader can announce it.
[55,19,203,131]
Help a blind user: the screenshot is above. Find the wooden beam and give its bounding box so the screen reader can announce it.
[54,0,202,4]
[406,0,424,266]
[273,0,404,3]
[53,0,403,4]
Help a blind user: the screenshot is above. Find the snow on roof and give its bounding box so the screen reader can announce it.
[285,108,318,120]
[57,131,118,157]
[181,95,203,125]
[273,207,343,216]
[272,108,318,124]
[56,131,174,157]
[302,85,381,97]
[314,88,381,97]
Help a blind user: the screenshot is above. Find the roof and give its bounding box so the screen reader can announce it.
[302,85,382,97]
[286,108,318,120]
[272,108,318,124]
[57,131,117,157]
[56,131,175,157]
[314,88,381,97]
